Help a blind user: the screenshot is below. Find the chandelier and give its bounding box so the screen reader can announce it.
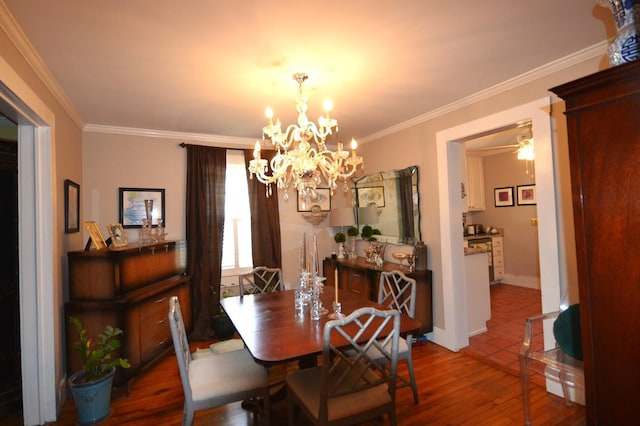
[248,72,364,199]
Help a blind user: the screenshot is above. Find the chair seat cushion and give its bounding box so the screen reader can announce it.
[358,336,409,362]
[553,304,583,361]
[188,348,268,402]
[286,362,391,422]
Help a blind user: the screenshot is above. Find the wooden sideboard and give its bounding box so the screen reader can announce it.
[551,60,640,424]
[65,240,191,385]
[323,257,433,335]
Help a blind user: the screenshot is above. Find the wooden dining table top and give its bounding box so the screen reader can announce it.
[220,288,422,366]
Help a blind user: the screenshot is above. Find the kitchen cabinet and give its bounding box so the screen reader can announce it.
[65,240,191,385]
[323,257,433,335]
[465,155,486,211]
[491,235,504,282]
[551,59,640,424]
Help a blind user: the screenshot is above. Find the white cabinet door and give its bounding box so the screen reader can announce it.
[491,235,504,281]
[466,155,486,211]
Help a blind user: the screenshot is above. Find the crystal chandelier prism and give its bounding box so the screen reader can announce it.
[248,72,364,199]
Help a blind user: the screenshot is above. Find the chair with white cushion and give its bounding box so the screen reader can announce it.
[373,270,419,404]
[168,296,270,425]
[239,266,283,295]
[286,306,401,426]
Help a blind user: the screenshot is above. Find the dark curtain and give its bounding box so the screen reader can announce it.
[186,145,226,340]
[244,149,282,268]
[398,170,415,243]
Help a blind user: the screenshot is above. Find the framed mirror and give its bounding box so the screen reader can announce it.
[353,165,421,244]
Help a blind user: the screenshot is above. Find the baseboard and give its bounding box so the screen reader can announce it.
[500,273,540,289]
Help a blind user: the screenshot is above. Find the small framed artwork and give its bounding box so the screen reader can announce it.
[106,223,128,248]
[357,186,385,208]
[119,187,165,228]
[517,184,537,205]
[297,188,331,212]
[84,221,107,250]
[64,179,80,233]
[494,186,514,207]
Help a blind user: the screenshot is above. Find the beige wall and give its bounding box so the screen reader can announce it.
[360,56,603,328]
[476,151,539,281]
[82,131,336,287]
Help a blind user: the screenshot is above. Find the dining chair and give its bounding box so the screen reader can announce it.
[286,306,401,426]
[168,296,270,426]
[239,266,284,295]
[371,270,419,404]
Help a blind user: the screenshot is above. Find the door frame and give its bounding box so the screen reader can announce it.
[1,56,57,424]
[432,97,561,351]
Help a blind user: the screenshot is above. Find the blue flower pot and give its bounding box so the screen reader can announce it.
[68,366,115,425]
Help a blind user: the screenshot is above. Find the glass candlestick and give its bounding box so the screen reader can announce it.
[328,301,345,319]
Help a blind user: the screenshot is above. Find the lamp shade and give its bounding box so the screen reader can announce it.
[330,208,354,227]
[358,206,379,225]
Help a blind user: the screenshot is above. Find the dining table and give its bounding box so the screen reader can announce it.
[220,287,422,367]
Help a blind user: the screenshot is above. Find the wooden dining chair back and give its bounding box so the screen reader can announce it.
[286,307,401,426]
[375,270,419,404]
[168,296,270,426]
[239,266,283,295]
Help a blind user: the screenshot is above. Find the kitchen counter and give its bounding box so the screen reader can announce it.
[464,251,491,337]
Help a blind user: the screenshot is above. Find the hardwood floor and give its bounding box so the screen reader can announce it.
[49,336,585,425]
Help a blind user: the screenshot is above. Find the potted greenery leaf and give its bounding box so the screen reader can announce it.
[67,316,130,425]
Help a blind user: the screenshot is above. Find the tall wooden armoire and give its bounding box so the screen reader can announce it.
[551,60,640,424]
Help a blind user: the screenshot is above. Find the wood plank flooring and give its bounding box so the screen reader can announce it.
[49,338,585,425]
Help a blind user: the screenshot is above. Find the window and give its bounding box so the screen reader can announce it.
[221,150,253,274]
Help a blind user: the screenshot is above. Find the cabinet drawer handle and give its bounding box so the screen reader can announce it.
[352,289,361,294]
[156,318,166,325]
[155,297,167,304]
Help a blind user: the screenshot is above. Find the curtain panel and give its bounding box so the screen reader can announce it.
[185,145,226,340]
[244,149,282,269]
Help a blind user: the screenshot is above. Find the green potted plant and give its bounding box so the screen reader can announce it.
[67,316,130,425]
[334,231,346,258]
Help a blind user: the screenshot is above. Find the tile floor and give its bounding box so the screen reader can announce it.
[461,283,547,387]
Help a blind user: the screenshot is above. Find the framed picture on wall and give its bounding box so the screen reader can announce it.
[517,184,536,205]
[119,187,166,228]
[297,188,331,212]
[64,179,80,233]
[494,186,514,207]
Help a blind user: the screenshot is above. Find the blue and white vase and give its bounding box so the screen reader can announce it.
[599,0,640,66]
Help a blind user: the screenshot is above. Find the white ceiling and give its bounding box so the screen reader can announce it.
[2,0,613,145]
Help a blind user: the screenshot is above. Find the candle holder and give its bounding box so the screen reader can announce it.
[328,301,345,319]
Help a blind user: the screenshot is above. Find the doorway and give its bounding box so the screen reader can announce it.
[431,97,562,352]
[1,70,57,424]
[0,134,19,420]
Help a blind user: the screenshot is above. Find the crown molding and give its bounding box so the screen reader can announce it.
[359,42,608,144]
[83,124,256,147]
[0,2,84,129]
